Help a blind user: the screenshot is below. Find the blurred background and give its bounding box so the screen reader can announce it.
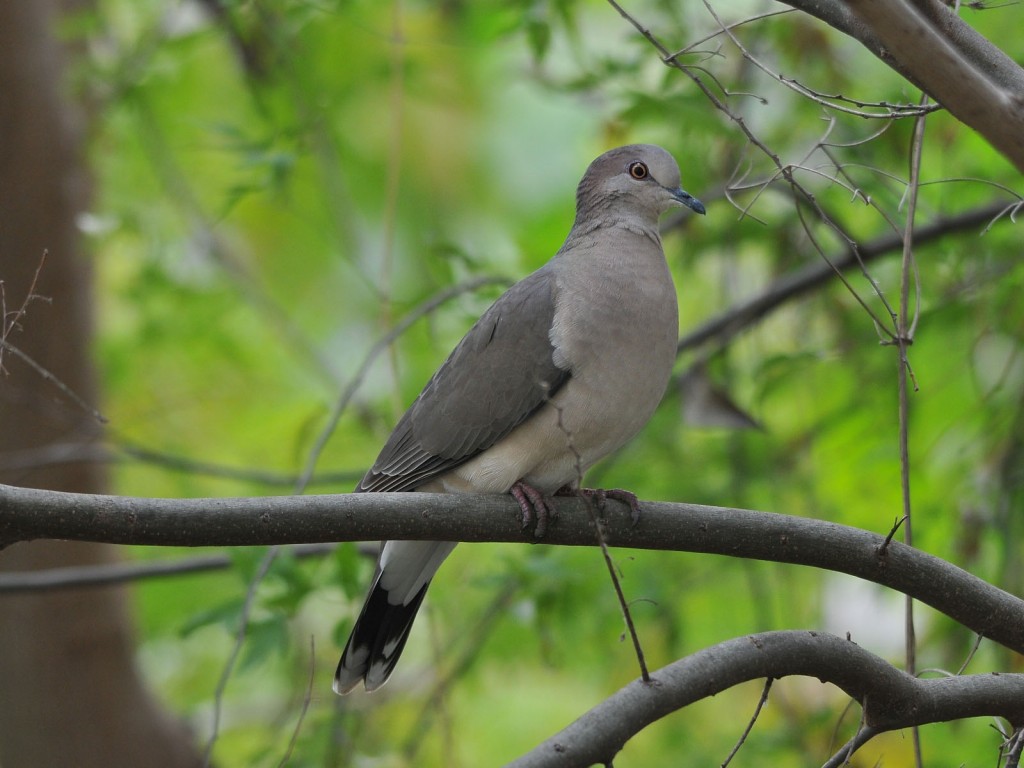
[1,0,1022,765]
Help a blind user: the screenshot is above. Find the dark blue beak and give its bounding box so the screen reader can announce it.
[671,187,706,215]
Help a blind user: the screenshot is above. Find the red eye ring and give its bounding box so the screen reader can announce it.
[628,162,649,180]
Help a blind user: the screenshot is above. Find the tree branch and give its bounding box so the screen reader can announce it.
[2,483,1022,655]
[0,542,338,592]
[506,630,1024,768]
[781,0,1024,171]
[676,198,1013,354]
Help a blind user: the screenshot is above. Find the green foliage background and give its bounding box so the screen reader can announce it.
[70,0,1023,764]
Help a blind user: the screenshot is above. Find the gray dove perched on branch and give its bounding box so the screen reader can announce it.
[334,144,705,694]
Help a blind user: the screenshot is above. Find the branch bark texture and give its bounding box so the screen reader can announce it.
[506,630,1024,768]
[2,484,1022,655]
[782,0,1024,171]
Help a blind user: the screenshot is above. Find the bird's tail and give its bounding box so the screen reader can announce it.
[334,575,429,694]
[334,539,456,693]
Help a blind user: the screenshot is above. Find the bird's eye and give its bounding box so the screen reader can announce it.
[628,161,649,180]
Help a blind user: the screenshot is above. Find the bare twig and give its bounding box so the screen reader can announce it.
[591,494,650,683]
[1005,727,1024,768]
[0,543,337,594]
[671,9,795,57]
[606,0,904,341]
[675,199,1012,355]
[550,395,650,682]
[879,515,908,554]
[690,2,938,119]
[956,633,985,676]
[277,635,315,768]
[296,275,508,491]
[0,440,363,488]
[0,250,48,368]
[0,252,106,422]
[203,545,279,767]
[0,340,107,424]
[821,722,879,768]
[896,91,930,768]
[722,677,773,766]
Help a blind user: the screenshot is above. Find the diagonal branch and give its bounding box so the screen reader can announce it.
[782,0,1024,171]
[847,0,1024,172]
[676,198,1014,354]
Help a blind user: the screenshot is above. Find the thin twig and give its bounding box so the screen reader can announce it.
[401,579,520,761]
[203,545,279,767]
[956,633,985,676]
[0,251,49,359]
[591,493,650,682]
[821,722,879,768]
[692,2,936,119]
[826,698,860,762]
[722,677,773,766]
[276,635,315,767]
[206,274,507,760]
[0,543,338,594]
[605,0,900,344]
[898,90,930,768]
[551,398,650,683]
[1007,728,1024,768]
[0,339,107,424]
[296,275,508,490]
[879,515,908,554]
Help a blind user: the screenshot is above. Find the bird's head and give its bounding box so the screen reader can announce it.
[575,144,706,223]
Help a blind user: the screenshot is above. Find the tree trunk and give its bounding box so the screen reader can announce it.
[0,2,203,765]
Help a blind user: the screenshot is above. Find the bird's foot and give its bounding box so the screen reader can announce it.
[510,481,556,538]
[556,486,642,526]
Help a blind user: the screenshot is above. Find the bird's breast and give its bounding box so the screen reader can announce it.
[431,231,680,496]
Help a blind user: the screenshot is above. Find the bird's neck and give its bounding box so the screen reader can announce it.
[562,212,662,251]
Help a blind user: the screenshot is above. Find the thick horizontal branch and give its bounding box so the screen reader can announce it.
[506,630,1024,768]
[1,483,1022,656]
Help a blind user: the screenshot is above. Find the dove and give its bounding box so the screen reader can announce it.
[334,144,705,693]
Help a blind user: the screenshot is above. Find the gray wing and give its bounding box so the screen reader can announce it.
[358,267,570,493]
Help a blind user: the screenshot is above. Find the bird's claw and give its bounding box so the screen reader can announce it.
[511,481,556,538]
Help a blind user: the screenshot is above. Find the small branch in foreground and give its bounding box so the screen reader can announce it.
[505,631,1024,768]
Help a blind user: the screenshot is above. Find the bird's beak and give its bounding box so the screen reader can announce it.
[670,187,706,215]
